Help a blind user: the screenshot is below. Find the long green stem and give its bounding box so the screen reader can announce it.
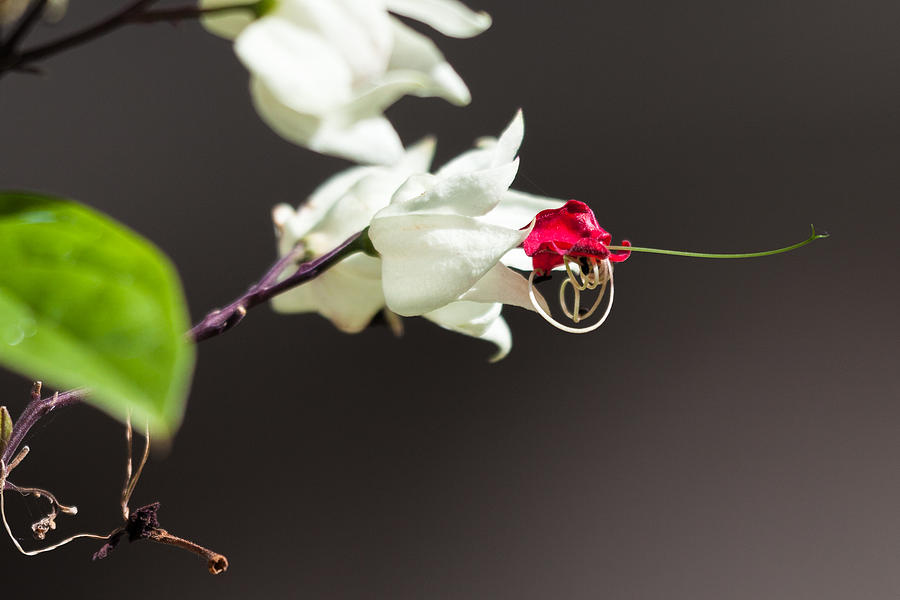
[607,225,828,259]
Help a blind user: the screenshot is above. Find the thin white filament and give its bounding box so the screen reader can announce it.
[0,468,107,556]
[561,257,606,320]
[582,264,608,321]
[122,414,133,520]
[121,416,150,521]
[529,259,615,334]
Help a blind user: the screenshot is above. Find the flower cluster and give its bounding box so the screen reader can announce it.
[272,111,569,360]
[201,2,638,355]
[202,0,490,164]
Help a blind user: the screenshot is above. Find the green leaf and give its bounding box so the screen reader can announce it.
[0,406,11,458]
[0,192,195,436]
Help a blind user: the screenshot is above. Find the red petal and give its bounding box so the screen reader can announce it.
[523,200,629,273]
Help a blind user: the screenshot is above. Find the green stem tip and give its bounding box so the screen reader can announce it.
[607,225,829,259]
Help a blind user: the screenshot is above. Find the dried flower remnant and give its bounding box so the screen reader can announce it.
[0,391,227,574]
[93,501,229,576]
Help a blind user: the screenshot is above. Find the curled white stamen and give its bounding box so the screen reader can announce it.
[560,268,608,323]
[529,258,615,334]
[587,260,601,290]
[559,276,579,320]
[564,260,587,291]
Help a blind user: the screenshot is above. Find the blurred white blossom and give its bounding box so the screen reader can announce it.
[272,111,564,360]
[202,0,491,164]
[0,0,67,24]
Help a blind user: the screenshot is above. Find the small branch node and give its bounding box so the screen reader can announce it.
[8,445,29,471]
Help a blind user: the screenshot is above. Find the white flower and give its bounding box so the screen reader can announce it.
[202,0,491,165]
[272,136,436,332]
[272,111,564,360]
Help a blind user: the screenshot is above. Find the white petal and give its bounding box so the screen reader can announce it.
[301,186,387,255]
[484,189,566,270]
[251,78,404,164]
[282,165,374,242]
[0,0,26,23]
[387,19,471,105]
[434,146,494,178]
[457,263,546,312]
[302,155,432,252]
[499,248,535,272]
[479,188,566,229]
[249,77,320,144]
[43,0,67,22]
[437,111,524,176]
[271,254,384,333]
[274,138,433,253]
[377,159,519,218]
[277,0,392,80]
[200,0,257,38]
[397,136,437,173]
[424,301,511,361]
[478,316,513,362]
[371,213,528,315]
[270,277,320,314]
[273,203,300,256]
[388,173,438,205]
[236,16,353,114]
[426,299,501,337]
[385,0,491,38]
[310,114,405,165]
[491,110,525,167]
[344,75,429,116]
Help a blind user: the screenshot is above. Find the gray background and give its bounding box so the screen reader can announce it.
[1,1,899,598]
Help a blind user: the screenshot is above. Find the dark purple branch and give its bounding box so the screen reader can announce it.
[0,1,263,75]
[1,0,159,73]
[2,231,367,461]
[0,0,232,74]
[2,387,85,465]
[189,231,362,343]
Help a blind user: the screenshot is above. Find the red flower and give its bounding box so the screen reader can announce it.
[523,200,631,275]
